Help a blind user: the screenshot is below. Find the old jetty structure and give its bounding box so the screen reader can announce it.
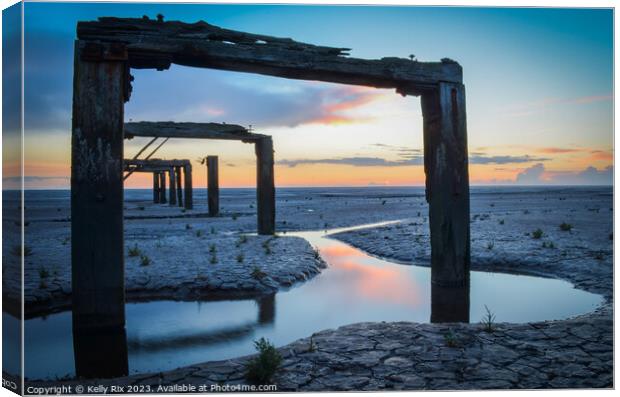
[71,16,469,352]
[124,158,192,208]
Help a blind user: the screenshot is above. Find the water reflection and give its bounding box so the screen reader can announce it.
[25,224,603,380]
[73,326,128,378]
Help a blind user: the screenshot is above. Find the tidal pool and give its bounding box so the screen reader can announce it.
[23,222,603,379]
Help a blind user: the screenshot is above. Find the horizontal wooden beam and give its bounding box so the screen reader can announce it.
[77,17,462,94]
[125,158,191,167]
[124,121,265,142]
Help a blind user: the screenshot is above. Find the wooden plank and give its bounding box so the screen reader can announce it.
[421,82,470,323]
[77,19,462,94]
[255,137,275,235]
[184,164,193,210]
[125,158,191,167]
[175,166,183,207]
[71,42,126,330]
[207,156,219,216]
[168,166,177,206]
[124,121,265,141]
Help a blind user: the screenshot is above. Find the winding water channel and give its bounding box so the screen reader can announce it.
[22,222,603,380]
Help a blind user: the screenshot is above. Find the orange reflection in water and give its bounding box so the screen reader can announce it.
[319,243,422,307]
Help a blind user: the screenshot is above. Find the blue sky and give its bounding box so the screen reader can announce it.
[7,2,614,188]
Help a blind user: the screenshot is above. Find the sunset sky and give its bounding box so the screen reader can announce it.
[3,2,614,188]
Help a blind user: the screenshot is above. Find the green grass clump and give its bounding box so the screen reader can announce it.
[251,266,267,280]
[139,254,152,267]
[443,329,459,348]
[39,267,49,279]
[128,244,141,257]
[559,222,572,232]
[236,235,248,246]
[236,253,244,263]
[532,229,544,239]
[245,338,282,384]
[481,305,496,333]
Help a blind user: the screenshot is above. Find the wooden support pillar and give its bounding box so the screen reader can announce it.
[421,82,470,323]
[255,137,275,235]
[159,171,167,204]
[153,172,160,203]
[71,41,127,331]
[207,156,219,216]
[168,167,177,206]
[184,163,193,210]
[175,166,183,207]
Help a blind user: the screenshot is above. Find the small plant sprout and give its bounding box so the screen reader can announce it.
[195,229,203,237]
[236,235,248,246]
[244,337,282,384]
[481,305,496,333]
[210,254,218,264]
[486,241,494,250]
[251,267,267,280]
[209,244,217,253]
[532,229,544,239]
[308,335,317,352]
[128,244,141,257]
[139,254,152,267]
[313,247,321,260]
[559,222,573,232]
[443,329,459,348]
[236,253,244,263]
[542,241,555,249]
[39,267,49,279]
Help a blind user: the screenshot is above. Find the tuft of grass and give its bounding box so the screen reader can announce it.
[139,254,152,267]
[251,266,267,280]
[195,229,203,238]
[313,247,321,260]
[499,219,505,225]
[559,222,573,232]
[262,240,272,255]
[481,305,496,333]
[128,244,141,257]
[236,253,244,263]
[185,223,192,230]
[532,229,544,239]
[245,338,282,384]
[486,241,494,250]
[209,244,217,253]
[236,235,248,246]
[542,241,555,249]
[39,267,49,279]
[210,254,218,264]
[443,329,459,348]
[307,335,317,353]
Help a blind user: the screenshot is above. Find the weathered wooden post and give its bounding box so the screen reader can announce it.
[71,40,128,333]
[255,137,275,235]
[175,166,183,207]
[159,171,167,204]
[168,166,177,206]
[421,82,470,323]
[184,163,193,210]
[207,156,219,216]
[152,172,160,203]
